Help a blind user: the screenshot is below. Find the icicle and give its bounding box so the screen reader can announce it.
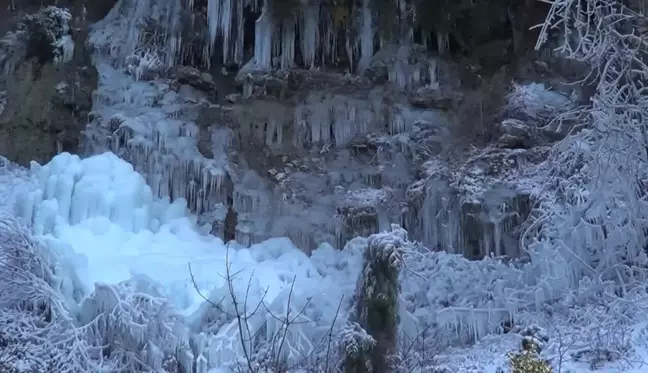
[428,58,439,89]
[221,0,233,63]
[254,4,273,69]
[208,0,222,61]
[281,19,296,69]
[233,0,245,64]
[146,342,164,369]
[357,0,374,73]
[437,33,449,55]
[301,1,319,68]
[180,347,195,373]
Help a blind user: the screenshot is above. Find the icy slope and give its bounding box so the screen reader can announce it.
[13,151,363,369]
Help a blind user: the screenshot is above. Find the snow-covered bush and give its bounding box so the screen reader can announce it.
[0,213,99,372]
[0,6,73,79]
[338,322,376,373]
[526,0,648,301]
[505,82,574,124]
[0,325,29,373]
[0,212,64,315]
[78,276,186,371]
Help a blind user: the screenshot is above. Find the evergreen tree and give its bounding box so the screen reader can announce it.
[352,225,407,373]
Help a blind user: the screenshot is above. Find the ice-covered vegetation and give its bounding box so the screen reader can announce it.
[0,6,74,80]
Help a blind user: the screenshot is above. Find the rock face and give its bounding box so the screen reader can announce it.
[22,0,577,260]
[0,4,102,166]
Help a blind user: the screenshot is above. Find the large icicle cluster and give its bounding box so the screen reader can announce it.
[89,0,442,75]
[84,64,230,214]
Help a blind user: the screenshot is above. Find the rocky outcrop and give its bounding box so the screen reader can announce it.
[0,4,104,166]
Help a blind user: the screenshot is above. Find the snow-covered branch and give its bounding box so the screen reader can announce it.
[525,0,648,301]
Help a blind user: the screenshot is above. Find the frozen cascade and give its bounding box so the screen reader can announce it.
[14,152,367,371]
[293,91,386,149]
[89,0,441,74]
[18,152,184,234]
[110,115,228,214]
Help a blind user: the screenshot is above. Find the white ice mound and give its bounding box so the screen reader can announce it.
[14,152,361,369]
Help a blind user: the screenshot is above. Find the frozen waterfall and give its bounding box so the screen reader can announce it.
[14,152,363,370]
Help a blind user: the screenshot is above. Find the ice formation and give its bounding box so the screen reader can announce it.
[14,152,366,370]
[89,0,184,69]
[84,63,229,215]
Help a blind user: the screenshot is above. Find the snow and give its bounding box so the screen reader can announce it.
[11,151,364,370]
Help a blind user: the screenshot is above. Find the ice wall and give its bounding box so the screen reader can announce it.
[84,0,444,252]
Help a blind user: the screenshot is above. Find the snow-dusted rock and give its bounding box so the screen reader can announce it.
[0,6,97,166]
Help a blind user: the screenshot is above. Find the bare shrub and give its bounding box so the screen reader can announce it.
[570,304,635,370]
[393,324,448,373]
[189,243,345,372]
[453,68,509,147]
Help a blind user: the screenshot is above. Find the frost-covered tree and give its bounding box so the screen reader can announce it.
[78,277,185,371]
[351,225,406,372]
[0,212,63,316]
[523,0,648,303]
[0,6,73,80]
